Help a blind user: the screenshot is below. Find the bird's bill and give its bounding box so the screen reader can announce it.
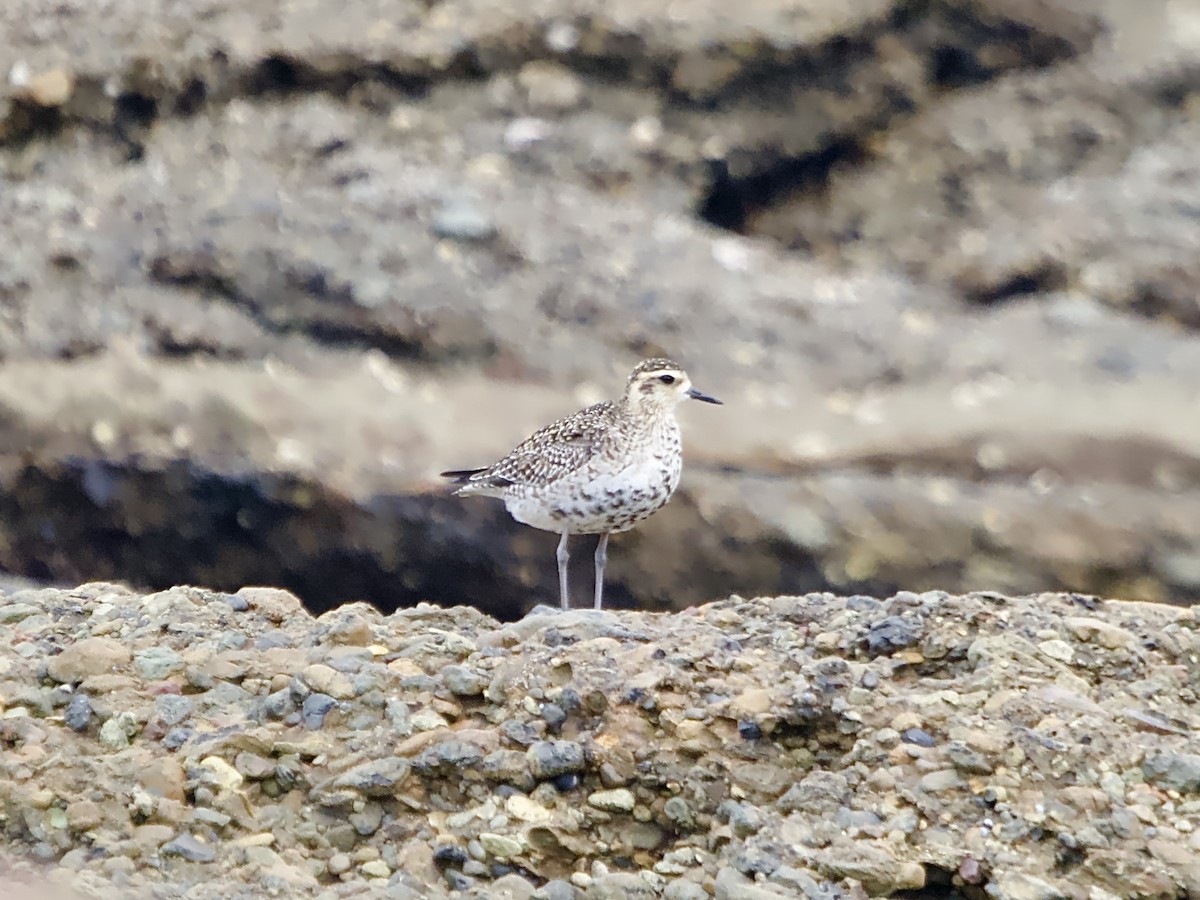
[686,387,722,404]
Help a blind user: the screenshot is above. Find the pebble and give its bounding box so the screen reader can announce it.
[587,789,636,812]
[864,616,921,655]
[432,196,497,242]
[527,740,585,780]
[480,832,523,859]
[901,727,936,747]
[98,711,138,748]
[535,879,579,900]
[64,693,93,731]
[360,859,390,878]
[919,769,963,793]
[46,637,130,683]
[134,647,184,680]
[161,833,216,863]
[302,663,355,700]
[301,692,337,729]
[328,853,352,875]
[584,872,658,899]
[153,693,194,726]
[442,664,486,696]
[1143,752,1200,793]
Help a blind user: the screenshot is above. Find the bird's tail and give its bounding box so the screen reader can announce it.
[440,468,488,484]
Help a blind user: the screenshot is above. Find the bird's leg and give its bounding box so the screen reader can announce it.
[594,533,609,610]
[557,531,571,611]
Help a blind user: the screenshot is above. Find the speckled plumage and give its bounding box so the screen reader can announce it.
[441,359,721,610]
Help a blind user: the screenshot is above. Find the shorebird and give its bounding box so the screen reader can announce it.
[441,359,721,610]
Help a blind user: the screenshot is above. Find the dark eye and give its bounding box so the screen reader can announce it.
[658,374,676,384]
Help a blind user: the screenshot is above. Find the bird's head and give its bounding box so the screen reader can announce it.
[623,358,722,413]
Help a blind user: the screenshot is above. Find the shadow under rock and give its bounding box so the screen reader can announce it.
[0,459,834,621]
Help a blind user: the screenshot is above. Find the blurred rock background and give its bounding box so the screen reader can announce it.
[2,0,1200,619]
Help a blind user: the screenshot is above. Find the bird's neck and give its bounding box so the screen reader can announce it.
[620,397,679,431]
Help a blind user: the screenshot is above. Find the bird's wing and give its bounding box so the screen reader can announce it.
[481,402,616,487]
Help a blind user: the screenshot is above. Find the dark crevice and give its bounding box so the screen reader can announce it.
[697,141,866,233]
[147,253,434,360]
[893,862,987,899]
[696,0,1090,232]
[0,460,531,621]
[968,263,1067,307]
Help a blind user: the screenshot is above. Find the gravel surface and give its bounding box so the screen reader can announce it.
[2,583,1198,898]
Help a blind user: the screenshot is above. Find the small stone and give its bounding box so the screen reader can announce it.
[410,708,449,732]
[199,756,244,791]
[584,872,658,899]
[516,61,585,113]
[901,727,936,747]
[443,664,486,696]
[162,833,216,863]
[527,740,585,780]
[778,771,848,814]
[302,663,355,700]
[432,196,496,242]
[194,808,231,828]
[1038,639,1075,663]
[134,647,184,681]
[331,757,411,795]
[491,872,537,900]
[587,789,635,813]
[328,853,352,875]
[1143,753,1200,793]
[98,711,138,748]
[262,688,294,719]
[541,702,567,730]
[1065,617,1135,649]
[361,859,390,878]
[413,740,484,775]
[17,68,75,107]
[919,769,963,793]
[947,741,994,774]
[47,638,130,683]
[234,752,275,780]
[480,833,523,859]
[64,693,93,731]
[301,693,338,729]
[864,617,921,656]
[535,879,579,900]
[153,694,194,726]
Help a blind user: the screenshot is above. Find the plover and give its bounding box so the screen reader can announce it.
[441,359,721,610]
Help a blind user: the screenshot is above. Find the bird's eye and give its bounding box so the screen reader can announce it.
[658,374,676,384]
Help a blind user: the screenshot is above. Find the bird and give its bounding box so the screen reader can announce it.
[441,358,721,610]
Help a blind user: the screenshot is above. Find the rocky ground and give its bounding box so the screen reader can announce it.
[3,0,1200,617]
[1,583,1199,899]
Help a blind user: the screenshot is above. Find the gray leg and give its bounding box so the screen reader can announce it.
[557,531,570,610]
[594,533,609,610]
